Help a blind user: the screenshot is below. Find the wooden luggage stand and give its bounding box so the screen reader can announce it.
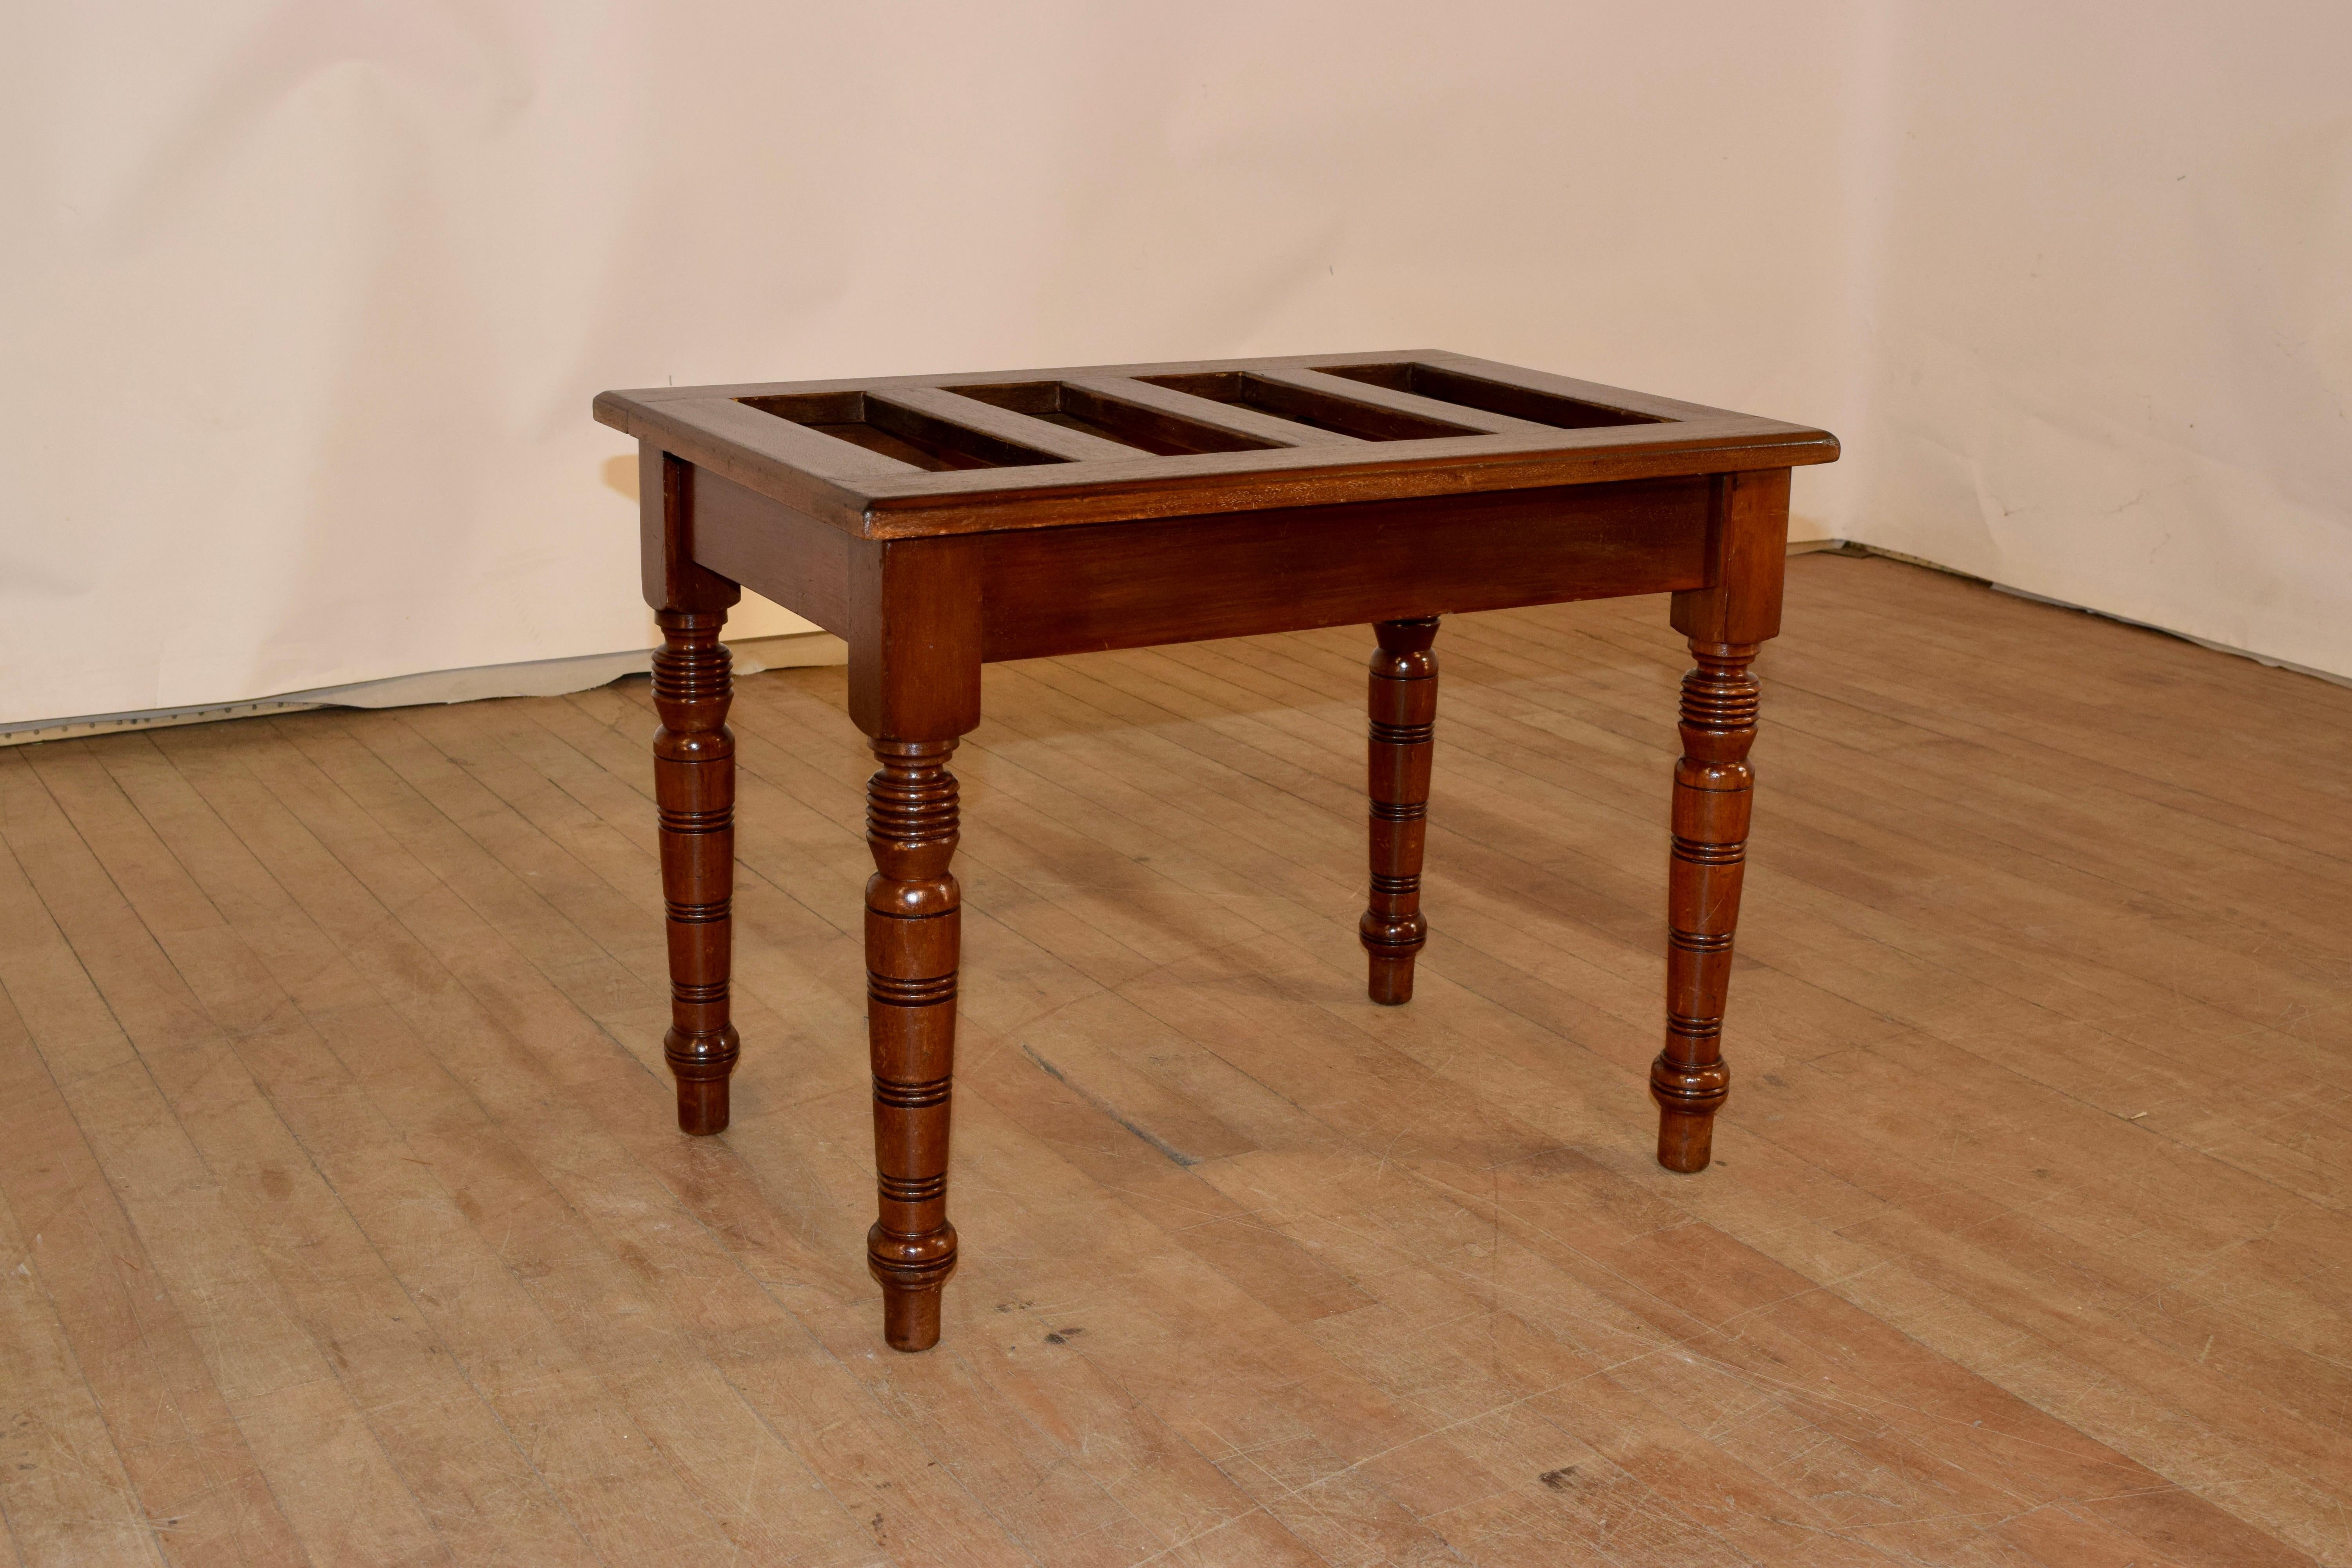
[595,351,1838,1350]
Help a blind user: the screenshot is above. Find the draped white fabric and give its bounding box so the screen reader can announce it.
[6,2,2346,724]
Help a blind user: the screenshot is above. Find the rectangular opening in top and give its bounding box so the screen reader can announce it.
[736,390,1071,471]
[1135,371,1478,441]
[948,382,1278,455]
[1310,362,1666,428]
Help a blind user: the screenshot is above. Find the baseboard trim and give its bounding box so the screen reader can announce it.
[14,538,2339,748]
[1800,539,2352,691]
[1,631,849,750]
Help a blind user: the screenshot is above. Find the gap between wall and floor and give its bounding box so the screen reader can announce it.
[1784,539,2352,692]
[5,539,2339,750]
[0,633,848,749]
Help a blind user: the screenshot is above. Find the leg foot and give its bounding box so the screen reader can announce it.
[1651,1061,1730,1172]
[1651,640,1759,1171]
[673,1063,735,1136]
[873,1262,951,1354]
[1655,1113,1715,1174]
[1362,617,1439,1005]
[653,607,738,1136]
[1366,952,1417,1007]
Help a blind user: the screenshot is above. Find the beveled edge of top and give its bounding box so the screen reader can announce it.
[594,348,1838,539]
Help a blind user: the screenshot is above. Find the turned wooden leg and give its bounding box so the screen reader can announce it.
[653,607,739,1135]
[1362,617,1439,1005]
[864,738,962,1351]
[1651,640,1759,1172]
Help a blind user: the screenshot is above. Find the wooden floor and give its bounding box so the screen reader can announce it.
[2,554,2348,1568]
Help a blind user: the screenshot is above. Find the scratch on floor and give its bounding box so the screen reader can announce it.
[1019,1041,1200,1167]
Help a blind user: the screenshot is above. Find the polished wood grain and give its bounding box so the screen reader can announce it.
[1651,638,1758,1170]
[617,353,1833,1349]
[973,477,1712,661]
[846,535,985,1347]
[595,349,1837,537]
[0,555,2346,1563]
[650,608,737,1134]
[1362,617,1439,1005]
[646,449,742,1134]
[1652,468,1791,1169]
[862,738,962,1352]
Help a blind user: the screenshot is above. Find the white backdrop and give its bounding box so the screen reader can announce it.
[5,2,2347,726]
[1841,4,2352,678]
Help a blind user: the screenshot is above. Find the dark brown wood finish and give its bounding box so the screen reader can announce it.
[597,349,1836,537]
[1653,468,1791,1172]
[1363,618,1439,1004]
[604,351,1835,1349]
[861,733,962,1351]
[975,478,1713,661]
[641,449,741,1136]
[847,535,983,1350]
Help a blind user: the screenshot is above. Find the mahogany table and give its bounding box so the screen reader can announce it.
[595,351,1838,1351]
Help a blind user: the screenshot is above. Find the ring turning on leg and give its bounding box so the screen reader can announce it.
[1362,617,1439,1005]
[1652,640,1759,1172]
[653,608,739,1135]
[864,738,962,1350]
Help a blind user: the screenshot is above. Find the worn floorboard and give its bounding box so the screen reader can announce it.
[0,554,2344,1566]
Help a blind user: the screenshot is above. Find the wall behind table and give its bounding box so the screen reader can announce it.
[5,2,2344,728]
[0,2,1868,724]
[1838,2,2352,680]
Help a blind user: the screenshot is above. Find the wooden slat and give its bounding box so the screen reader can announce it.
[1060,374,1366,448]
[866,384,1141,463]
[1241,364,1559,437]
[598,349,1744,423]
[592,349,1840,538]
[1417,350,1732,422]
[849,416,1837,536]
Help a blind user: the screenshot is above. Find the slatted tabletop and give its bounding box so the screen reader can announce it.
[605,347,1838,1354]
[595,349,1837,535]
